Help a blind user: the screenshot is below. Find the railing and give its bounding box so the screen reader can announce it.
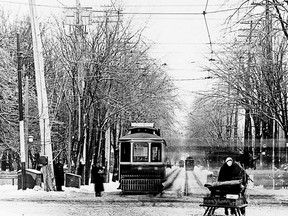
[0,172,18,185]
[121,178,162,193]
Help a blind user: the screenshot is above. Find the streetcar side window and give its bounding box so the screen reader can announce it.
[133,142,148,162]
[120,142,131,162]
[151,143,161,162]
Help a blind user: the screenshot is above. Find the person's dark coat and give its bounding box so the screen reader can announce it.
[218,161,243,182]
[91,165,104,194]
[239,150,252,169]
[54,162,64,191]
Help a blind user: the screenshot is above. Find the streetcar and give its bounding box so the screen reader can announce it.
[118,123,166,194]
[185,156,194,171]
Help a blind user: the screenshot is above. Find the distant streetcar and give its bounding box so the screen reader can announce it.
[185,156,195,171]
[118,123,166,194]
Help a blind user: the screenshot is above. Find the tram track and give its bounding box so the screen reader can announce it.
[192,170,205,188]
[165,167,179,179]
[161,167,208,197]
[184,169,208,196]
[162,167,182,191]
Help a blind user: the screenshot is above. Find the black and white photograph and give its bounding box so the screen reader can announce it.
[0,0,288,215]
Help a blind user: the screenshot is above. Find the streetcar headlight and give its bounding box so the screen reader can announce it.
[154,167,158,170]
[137,166,143,170]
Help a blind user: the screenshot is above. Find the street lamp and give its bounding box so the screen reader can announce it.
[28,135,34,143]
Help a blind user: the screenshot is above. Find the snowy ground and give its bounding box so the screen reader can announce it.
[192,166,288,202]
[0,166,287,215]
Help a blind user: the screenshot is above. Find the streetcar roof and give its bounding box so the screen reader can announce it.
[119,132,165,142]
[131,123,154,127]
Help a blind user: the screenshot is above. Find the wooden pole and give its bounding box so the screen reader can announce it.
[25,67,29,168]
[28,0,54,191]
[17,33,26,190]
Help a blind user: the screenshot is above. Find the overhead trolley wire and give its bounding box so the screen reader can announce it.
[204,0,209,12]
[106,4,240,8]
[0,0,251,16]
[0,0,62,9]
[96,7,251,16]
[202,0,215,61]
[55,0,66,7]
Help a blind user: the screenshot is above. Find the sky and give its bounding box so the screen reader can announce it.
[0,0,243,126]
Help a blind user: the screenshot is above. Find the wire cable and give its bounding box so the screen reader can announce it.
[55,0,66,7]
[202,0,214,61]
[204,0,209,12]
[0,1,251,16]
[0,0,62,9]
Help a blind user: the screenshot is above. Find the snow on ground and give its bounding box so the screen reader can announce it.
[0,168,288,216]
[0,167,288,202]
[0,173,121,201]
[193,166,210,185]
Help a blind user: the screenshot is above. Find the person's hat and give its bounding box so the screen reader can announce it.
[225,157,233,163]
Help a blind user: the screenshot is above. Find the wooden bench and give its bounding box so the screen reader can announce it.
[0,173,18,185]
[201,180,248,216]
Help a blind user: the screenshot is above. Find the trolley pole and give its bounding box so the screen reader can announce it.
[17,33,26,190]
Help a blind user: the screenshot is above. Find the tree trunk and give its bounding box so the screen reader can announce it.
[41,165,54,191]
[244,109,252,152]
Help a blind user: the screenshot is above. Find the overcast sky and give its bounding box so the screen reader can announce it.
[0,0,243,126]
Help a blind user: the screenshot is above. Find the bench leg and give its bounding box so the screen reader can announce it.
[235,207,245,216]
[210,207,216,215]
[205,207,216,216]
[203,207,215,216]
[203,207,210,216]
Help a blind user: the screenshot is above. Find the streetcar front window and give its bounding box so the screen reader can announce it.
[151,143,161,162]
[120,142,131,162]
[133,142,148,162]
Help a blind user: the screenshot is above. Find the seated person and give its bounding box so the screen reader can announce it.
[218,157,246,188]
[218,157,247,216]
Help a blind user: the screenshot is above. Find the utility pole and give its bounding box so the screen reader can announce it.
[247,20,255,158]
[76,0,86,185]
[239,21,255,156]
[265,0,275,187]
[28,0,54,191]
[17,33,26,190]
[64,0,92,184]
[253,0,275,172]
[24,65,30,168]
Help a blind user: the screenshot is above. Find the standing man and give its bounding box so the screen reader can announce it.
[91,162,104,197]
[53,159,64,191]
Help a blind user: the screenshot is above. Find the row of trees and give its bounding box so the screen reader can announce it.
[0,6,179,186]
[186,0,288,168]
